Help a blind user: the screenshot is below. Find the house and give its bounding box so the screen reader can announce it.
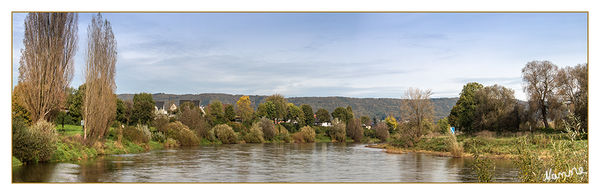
[169,103,177,112]
[320,122,332,127]
[154,101,168,115]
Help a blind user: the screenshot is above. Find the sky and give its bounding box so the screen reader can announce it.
[11,13,587,100]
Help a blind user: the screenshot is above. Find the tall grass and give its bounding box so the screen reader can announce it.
[472,149,495,182]
[446,129,463,157]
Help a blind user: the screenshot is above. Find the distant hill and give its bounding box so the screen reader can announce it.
[117,93,458,121]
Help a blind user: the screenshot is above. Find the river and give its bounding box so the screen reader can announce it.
[12,143,520,183]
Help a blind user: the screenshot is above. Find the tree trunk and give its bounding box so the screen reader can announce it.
[541,104,549,129]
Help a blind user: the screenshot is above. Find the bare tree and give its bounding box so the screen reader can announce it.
[83,13,117,144]
[17,13,78,122]
[522,60,558,129]
[401,88,434,143]
[556,63,588,131]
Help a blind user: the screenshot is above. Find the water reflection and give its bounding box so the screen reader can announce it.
[13,143,520,183]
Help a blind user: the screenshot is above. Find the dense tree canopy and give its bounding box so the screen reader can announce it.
[236,96,254,124]
[207,100,226,126]
[300,104,314,126]
[224,104,236,122]
[448,82,484,133]
[132,93,155,125]
[265,94,288,122]
[331,106,353,123]
[315,108,331,123]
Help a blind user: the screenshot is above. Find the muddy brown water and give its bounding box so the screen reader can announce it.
[12,143,519,182]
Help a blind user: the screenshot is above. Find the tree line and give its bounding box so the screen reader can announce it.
[447,61,588,134]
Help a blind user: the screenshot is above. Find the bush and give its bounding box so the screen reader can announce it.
[374,123,390,142]
[194,118,215,141]
[228,121,246,133]
[389,133,407,148]
[153,114,170,133]
[329,118,346,142]
[437,117,450,134]
[259,117,276,140]
[122,125,151,144]
[276,124,292,143]
[165,138,179,148]
[12,119,58,163]
[243,123,265,143]
[152,131,166,142]
[314,126,329,135]
[213,124,238,144]
[347,118,363,142]
[164,138,180,148]
[165,122,200,146]
[280,122,300,133]
[293,126,316,143]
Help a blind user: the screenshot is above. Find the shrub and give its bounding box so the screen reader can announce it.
[329,118,346,142]
[294,126,316,143]
[374,123,390,142]
[213,124,238,144]
[280,122,298,133]
[228,121,246,133]
[389,133,407,148]
[164,138,180,148]
[194,118,215,141]
[165,122,200,146]
[153,114,170,133]
[276,124,292,143]
[243,123,265,143]
[397,121,424,147]
[437,117,450,134]
[259,117,276,140]
[347,118,363,142]
[314,126,329,135]
[12,119,58,163]
[152,131,166,142]
[122,125,151,144]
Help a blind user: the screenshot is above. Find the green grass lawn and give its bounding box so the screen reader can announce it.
[55,124,83,136]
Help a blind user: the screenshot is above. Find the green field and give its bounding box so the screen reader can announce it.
[55,124,83,136]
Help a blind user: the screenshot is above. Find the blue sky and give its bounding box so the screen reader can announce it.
[12,13,587,100]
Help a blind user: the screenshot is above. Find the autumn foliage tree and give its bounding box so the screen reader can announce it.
[236,96,254,124]
[17,13,78,122]
[83,14,117,144]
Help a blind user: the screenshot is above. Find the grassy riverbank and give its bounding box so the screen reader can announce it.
[46,125,166,163]
[368,132,588,159]
[17,124,357,165]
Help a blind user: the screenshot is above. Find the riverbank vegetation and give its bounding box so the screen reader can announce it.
[370,61,588,183]
[11,12,588,184]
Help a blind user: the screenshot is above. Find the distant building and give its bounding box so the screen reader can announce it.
[169,103,177,112]
[320,122,332,127]
[154,101,167,115]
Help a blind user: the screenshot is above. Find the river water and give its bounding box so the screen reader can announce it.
[12,143,519,183]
